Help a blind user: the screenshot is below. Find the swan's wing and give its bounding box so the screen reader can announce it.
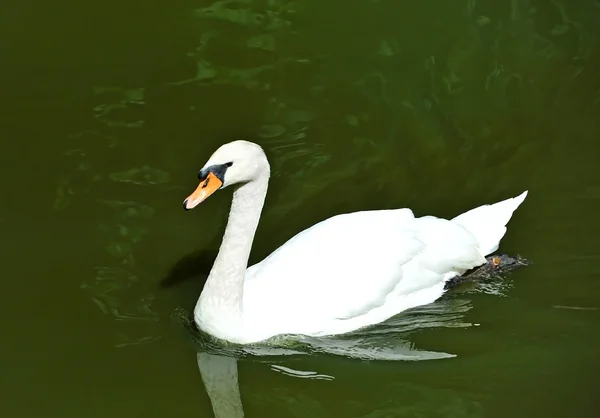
[244,210,415,319]
[243,209,486,335]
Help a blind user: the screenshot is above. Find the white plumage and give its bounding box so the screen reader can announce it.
[183,140,528,344]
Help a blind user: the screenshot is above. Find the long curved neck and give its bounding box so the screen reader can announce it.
[195,174,269,336]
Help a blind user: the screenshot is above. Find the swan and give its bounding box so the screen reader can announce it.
[183,140,528,344]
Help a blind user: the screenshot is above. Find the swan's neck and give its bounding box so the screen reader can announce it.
[195,175,268,337]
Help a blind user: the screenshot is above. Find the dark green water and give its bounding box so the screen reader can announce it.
[2,0,600,416]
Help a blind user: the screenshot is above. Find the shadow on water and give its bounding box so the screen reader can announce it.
[159,248,217,289]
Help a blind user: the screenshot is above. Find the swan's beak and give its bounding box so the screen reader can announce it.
[183,172,223,210]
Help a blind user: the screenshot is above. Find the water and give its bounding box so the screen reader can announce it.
[2,0,600,416]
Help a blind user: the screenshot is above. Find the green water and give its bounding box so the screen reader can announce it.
[3,0,600,416]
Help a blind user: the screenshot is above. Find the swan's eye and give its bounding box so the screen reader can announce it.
[226,162,234,167]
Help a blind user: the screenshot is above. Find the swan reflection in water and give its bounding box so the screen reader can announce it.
[178,293,490,418]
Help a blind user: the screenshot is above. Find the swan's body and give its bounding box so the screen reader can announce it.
[183,140,528,344]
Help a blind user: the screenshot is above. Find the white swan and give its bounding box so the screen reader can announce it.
[183,140,528,344]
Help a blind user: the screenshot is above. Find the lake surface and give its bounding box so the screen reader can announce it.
[2,0,600,416]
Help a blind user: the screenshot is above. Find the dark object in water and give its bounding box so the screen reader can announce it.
[444,254,529,290]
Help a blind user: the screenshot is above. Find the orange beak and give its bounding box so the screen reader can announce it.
[183,172,223,210]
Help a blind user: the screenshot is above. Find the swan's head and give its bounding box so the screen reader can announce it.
[183,140,270,210]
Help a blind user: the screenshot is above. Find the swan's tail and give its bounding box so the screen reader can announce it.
[451,191,528,256]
